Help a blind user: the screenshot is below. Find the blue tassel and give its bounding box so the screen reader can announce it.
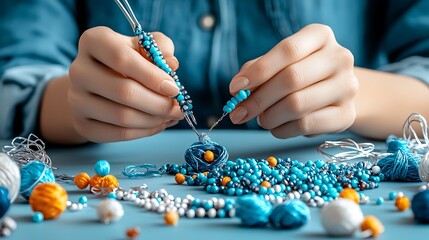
[269,199,311,229]
[235,194,273,227]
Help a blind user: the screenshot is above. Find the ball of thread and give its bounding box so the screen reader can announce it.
[184,141,228,173]
[89,174,103,189]
[267,156,277,167]
[175,173,185,185]
[0,186,11,219]
[164,210,179,226]
[376,138,421,182]
[321,198,364,236]
[0,153,21,202]
[236,194,273,227]
[20,161,55,199]
[29,182,68,220]
[126,227,140,239]
[411,190,429,223]
[269,199,310,229]
[361,215,384,238]
[94,160,110,177]
[395,196,410,211]
[419,152,429,182]
[203,150,215,163]
[101,175,119,190]
[339,188,360,204]
[98,198,124,224]
[74,172,90,189]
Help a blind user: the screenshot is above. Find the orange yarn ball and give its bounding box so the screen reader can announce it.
[221,176,231,186]
[74,172,90,189]
[100,175,119,193]
[260,180,272,188]
[164,210,179,226]
[204,150,215,163]
[175,173,186,185]
[89,174,103,189]
[29,182,68,220]
[267,156,278,167]
[361,215,384,238]
[395,196,410,211]
[339,188,360,204]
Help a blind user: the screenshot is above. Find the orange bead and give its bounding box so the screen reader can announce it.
[361,215,384,238]
[126,227,140,239]
[339,188,360,204]
[395,196,410,211]
[267,156,278,167]
[29,182,68,220]
[204,150,215,163]
[89,174,103,189]
[260,180,272,188]
[175,173,185,185]
[221,176,231,186]
[203,171,209,176]
[164,210,179,226]
[74,172,90,189]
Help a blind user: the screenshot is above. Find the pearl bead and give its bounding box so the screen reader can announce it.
[418,185,428,192]
[207,208,217,218]
[144,202,152,210]
[196,208,206,218]
[178,208,185,216]
[157,205,166,213]
[129,194,137,201]
[397,192,404,198]
[372,165,381,174]
[228,208,236,218]
[216,198,225,209]
[273,184,282,193]
[287,192,295,200]
[186,209,195,218]
[70,203,79,211]
[2,217,17,231]
[361,196,370,204]
[301,192,311,202]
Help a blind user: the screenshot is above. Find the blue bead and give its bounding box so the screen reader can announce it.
[149,46,157,54]
[203,201,214,210]
[94,160,110,177]
[227,188,236,196]
[388,192,397,200]
[226,100,236,110]
[33,212,44,223]
[208,178,216,184]
[212,186,219,193]
[235,93,244,102]
[217,209,226,218]
[176,94,185,102]
[376,197,384,205]
[107,192,116,199]
[245,89,251,96]
[78,196,88,205]
[187,104,193,110]
[236,188,244,196]
[238,90,248,100]
[259,186,268,195]
[231,97,239,105]
[223,105,233,113]
[143,40,151,46]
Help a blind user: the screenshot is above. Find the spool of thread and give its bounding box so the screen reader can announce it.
[0,186,11,219]
[184,140,228,173]
[94,160,110,177]
[235,195,273,227]
[269,199,310,229]
[419,152,429,182]
[98,198,124,224]
[376,137,421,182]
[74,172,90,189]
[29,182,68,220]
[20,161,55,199]
[321,198,364,236]
[0,153,20,202]
[339,188,360,204]
[411,190,429,223]
[360,215,384,238]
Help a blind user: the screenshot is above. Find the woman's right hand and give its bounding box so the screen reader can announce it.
[69,26,183,143]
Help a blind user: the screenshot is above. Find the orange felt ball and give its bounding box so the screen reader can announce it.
[126,227,140,239]
[29,182,68,220]
[89,174,103,189]
[204,150,215,163]
[267,156,278,167]
[260,180,272,188]
[221,176,231,186]
[395,196,410,211]
[100,175,119,193]
[175,173,186,185]
[74,172,90,189]
[164,210,179,226]
[361,215,384,238]
[339,188,360,204]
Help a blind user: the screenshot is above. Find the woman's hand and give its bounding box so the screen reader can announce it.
[69,26,183,143]
[229,24,358,138]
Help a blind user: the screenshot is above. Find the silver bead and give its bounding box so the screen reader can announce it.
[293,191,301,199]
[116,191,124,200]
[313,186,320,192]
[144,202,152,210]
[77,203,84,210]
[418,185,428,192]
[397,192,404,198]
[287,192,295,200]
[66,201,72,208]
[273,185,282,193]
[372,165,381,174]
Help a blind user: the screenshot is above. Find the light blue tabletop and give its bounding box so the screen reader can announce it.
[2,130,427,240]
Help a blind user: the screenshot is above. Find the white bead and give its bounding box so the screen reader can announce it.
[361,196,370,205]
[313,186,320,192]
[228,208,236,218]
[116,191,124,200]
[418,185,428,192]
[186,209,195,218]
[151,198,159,205]
[159,188,168,196]
[175,197,182,203]
[196,208,206,218]
[264,195,270,201]
[269,195,275,202]
[70,203,79,211]
[129,194,137,201]
[134,198,141,205]
[211,197,218,204]
[0,228,12,237]
[181,203,188,209]
[151,203,160,211]
[141,191,150,199]
[175,203,181,208]
[182,199,190,205]
[2,217,17,231]
[397,192,404,198]
[273,184,282,193]
[185,194,194,201]
[207,208,217,218]
[275,196,283,205]
[165,199,171,205]
[178,208,186,216]
[314,196,325,207]
[287,192,295,200]
[293,191,301,199]
[77,203,84,210]
[301,192,311,202]
[97,199,124,224]
[66,201,72,208]
[144,202,152,210]
[157,205,166,213]
[372,165,381,174]
[167,206,177,212]
[168,195,175,201]
[321,198,364,236]
[216,198,225,209]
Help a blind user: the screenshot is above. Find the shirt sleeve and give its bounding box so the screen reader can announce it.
[0,0,79,139]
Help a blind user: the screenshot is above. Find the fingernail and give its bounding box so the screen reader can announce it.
[160,80,179,96]
[167,57,179,69]
[256,116,261,126]
[231,107,248,124]
[230,77,249,93]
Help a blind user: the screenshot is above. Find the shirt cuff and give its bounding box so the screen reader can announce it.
[378,56,429,86]
[0,65,68,139]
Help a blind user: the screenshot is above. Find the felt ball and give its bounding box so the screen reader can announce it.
[164,210,179,226]
[221,176,231,186]
[175,173,185,185]
[339,188,360,204]
[100,175,119,190]
[395,196,410,211]
[267,156,278,167]
[89,174,103,189]
[94,160,110,177]
[74,172,90,189]
[236,195,273,227]
[126,227,140,239]
[0,186,11,219]
[20,161,55,200]
[419,152,429,182]
[360,215,384,238]
[98,198,124,224]
[269,199,310,229]
[0,153,20,203]
[203,150,215,163]
[32,211,44,223]
[260,180,271,189]
[411,190,429,223]
[29,182,68,220]
[320,198,364,236]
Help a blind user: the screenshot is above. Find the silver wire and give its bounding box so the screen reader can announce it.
[113,0,141,30]
[402,112,429,156]
[208,112,228,132]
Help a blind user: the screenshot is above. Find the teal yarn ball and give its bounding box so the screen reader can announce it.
[411,190,429,223]
[0,186,11,219]
[20,161,55,199]
[236,194,273,227]
[94,160,110,177]
[269,199,311,229]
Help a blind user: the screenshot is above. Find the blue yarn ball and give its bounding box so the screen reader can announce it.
[20,161,55,199]
[94,160,110,177]
[269,199,311,229]
[236,194,272,227]
[0,186,11,219]
[184,141,228,173]
[377,138,421,182]
[412,190,429,223]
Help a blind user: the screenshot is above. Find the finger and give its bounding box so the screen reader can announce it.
[147,32,179,70]
[79,27,179,96]
[269,104,355,139]
[166,119,179,128]
[230,24,335,93]
[230,48,341,124]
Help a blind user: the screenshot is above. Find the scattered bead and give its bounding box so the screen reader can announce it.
[339,188,360,204]
[78,196,88,205]
[395,196,410,211]
[164,211,179,225]
[175,173,185,185]
[360,215,384,238]
[204,150,215,163]
[32,212,44,223]
[376,197,384,205]
[267,156,278,167]
[126,227,140,240]
[221,176,231,186]
[388,191,397,200]
[260,181,271,189]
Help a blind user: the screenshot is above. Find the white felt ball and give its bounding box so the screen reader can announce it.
[320,198,364,236]
[0,153,20,202]
[98,199,124,224]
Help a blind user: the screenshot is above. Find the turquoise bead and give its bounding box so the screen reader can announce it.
[245,89,251,96]
[238,90,248,100]
[177,94,184,101]
[235,93,244,102]
[217,209,226,218]
[149,46,157,53]
[143,40,151,46]
[259,186,267,195]
[231,97,238,105]
[376,197,384,205]
[236,188,244,196]
[223,105,232,113]
[78,196,88,204]
[187,104,193,110]
[33,212,44,223]
[226,100,236,110]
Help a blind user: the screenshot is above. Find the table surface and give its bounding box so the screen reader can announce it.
[3,130,427,240]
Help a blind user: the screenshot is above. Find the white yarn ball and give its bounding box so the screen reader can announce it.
[97,199,124,224]
[0,153,20,202]
[419,152,429,182]
[321,198,364,236]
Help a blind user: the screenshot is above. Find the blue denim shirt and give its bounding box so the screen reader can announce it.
[1,0,429,139]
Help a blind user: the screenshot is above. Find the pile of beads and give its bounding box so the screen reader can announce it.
[67,196,88,212]
[0,217,17,237]
[74,160,119,196]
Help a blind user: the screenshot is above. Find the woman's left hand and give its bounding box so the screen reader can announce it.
[229,24,358,138]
